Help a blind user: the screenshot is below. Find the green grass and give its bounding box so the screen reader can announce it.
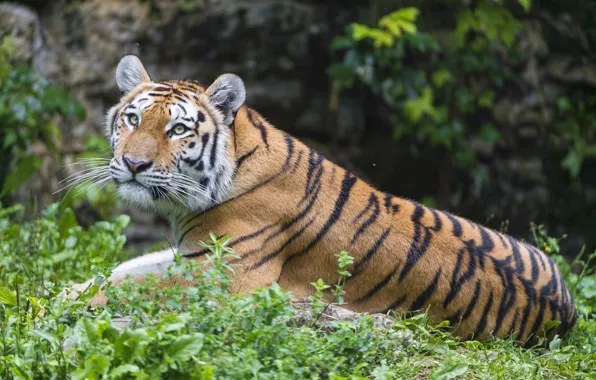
[0,204,595,379]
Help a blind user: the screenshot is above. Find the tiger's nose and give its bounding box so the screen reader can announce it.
[123,156,153,174]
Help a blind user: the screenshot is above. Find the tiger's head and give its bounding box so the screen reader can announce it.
[105,55,245,214]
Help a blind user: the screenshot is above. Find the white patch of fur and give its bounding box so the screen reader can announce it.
[117,182,154,209]
[68,249,177,297]
[109,248,176,281]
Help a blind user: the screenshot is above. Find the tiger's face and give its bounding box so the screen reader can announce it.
[105,55,246,215]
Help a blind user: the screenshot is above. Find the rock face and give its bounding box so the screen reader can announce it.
[2,0,595,253]
[2,0,354,250]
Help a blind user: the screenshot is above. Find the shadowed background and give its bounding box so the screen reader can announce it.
[1,0,595,262]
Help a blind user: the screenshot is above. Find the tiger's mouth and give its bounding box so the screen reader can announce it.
[117,180,168,202]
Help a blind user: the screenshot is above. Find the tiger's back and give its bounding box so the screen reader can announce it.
[93,55,576,346]
[176,106,576,345]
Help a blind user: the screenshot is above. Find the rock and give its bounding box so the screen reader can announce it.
[290,298,394,332]
[0,3,42,64]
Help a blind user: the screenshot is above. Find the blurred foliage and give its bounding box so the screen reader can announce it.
[329,0,596,204]
[0,37,85,203]
[0,35,119,220]
[554,95,596,178]
[59,134,121,221]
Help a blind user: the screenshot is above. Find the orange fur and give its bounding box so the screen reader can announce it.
[87,58,577,346]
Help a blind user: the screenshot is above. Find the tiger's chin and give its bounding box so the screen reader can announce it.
[117,182,157,209]
[116,181,214,216]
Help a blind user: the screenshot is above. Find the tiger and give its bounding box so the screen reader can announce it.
[71,54,577,346]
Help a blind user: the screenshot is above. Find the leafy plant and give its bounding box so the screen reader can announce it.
[553,95,596,177]
[0,37,86,203]
[0,204,595,378]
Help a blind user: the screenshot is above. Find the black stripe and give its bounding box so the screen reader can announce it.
[398,205,442,282]
[351,194,380,244]
[507,236,525,274]
[279,171,357,270]
[247,109,269,148]
[509,309,520,338]
[491,257,516,336]
[460,280,482,322]
[442,247,478,308]
[283,133,295,170]
[263,177,322,245]
[524,244,539,282]
[381,295,407,314]
[383,194,399,214]
[352,228,391,274]
[496,232,508,249]
[182,133,210,167]
[353,192,377,223]
[184,223,277,259]
[301,148,325,205]
[410,267,442,312]
[154,86,172,92]
[174,95,188,104]
[357,266,398,302]
[517,280,535,342]
[443,212,462,237]
[109,110,119,135]
[147,92,169,97]
[473,290,494,339]
[250,217,316,270]
[210,127,219,169]
[528,296,547,344]
[291,150,303,174]
[173,88,187,98]
[475,225,495,270]
[525,243,546,271]
[177,222,201,248]
[236,146,258,170]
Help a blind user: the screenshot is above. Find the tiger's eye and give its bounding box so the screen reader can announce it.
[173,124,187,135]
[127,114,139,126]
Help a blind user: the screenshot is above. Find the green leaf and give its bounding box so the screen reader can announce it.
[1,154,44,196]
[561,149,583,177]
[429,362,469,380]
[58,208,77,234]
[109,364,141,378]
[431,69,453,88]
[379,7,419,38]
[478,91,495,108]
[168,334,204,363]
[31,329,60,347]
[479,123,501,143]
[351,23,373,41]
[404,86,435,123]
[0,286,17,306]
[394,7,420,22]
[517,0,532,12]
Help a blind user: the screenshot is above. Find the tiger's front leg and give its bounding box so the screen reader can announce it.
[67,248,178,306]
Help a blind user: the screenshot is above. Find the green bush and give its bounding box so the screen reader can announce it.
[0,204,595,378]
[0,37,85,203]
[329,1,596,207]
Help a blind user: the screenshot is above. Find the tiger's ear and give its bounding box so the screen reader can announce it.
[115,55,151,95]
[206,73,246,125]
